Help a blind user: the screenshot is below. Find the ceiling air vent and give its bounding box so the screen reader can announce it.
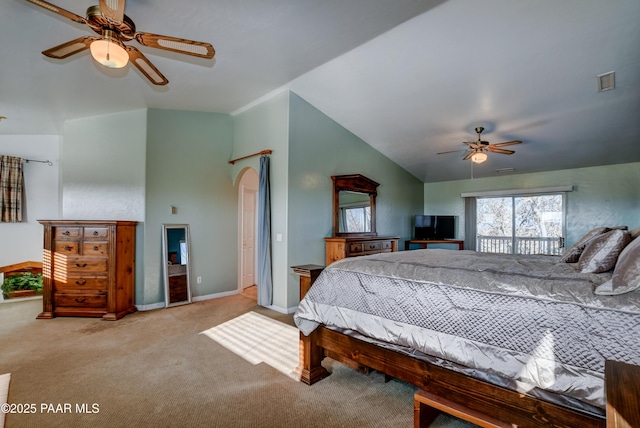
[597,71,615,92]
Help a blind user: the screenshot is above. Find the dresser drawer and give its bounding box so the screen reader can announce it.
[84,227,109,240]
[363,241,382,252]
[54,292,107,308]
[54,227,82,240]
[381,240,393,250]
[63,258,108,274]
[55,277,108,291]
[349,243,364,253]
[82,242,109,256]
[54,241,80,255]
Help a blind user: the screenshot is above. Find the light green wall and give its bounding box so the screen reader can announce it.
[288,92,424,307]
[56,99,638,310]
[231,91,423,310]
[231,91,290,310]
[423,162,640,246]
[144,109,235,304]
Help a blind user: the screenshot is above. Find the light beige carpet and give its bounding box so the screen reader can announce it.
[1,296,477,427]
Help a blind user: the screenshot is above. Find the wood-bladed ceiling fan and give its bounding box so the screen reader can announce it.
[437,127,522,163]
[24,0,215,85]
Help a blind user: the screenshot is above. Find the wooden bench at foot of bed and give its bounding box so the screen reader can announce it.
[293,265,609,428]
[414,388,513,428]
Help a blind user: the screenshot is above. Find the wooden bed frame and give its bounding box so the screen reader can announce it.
[293,265,607,428]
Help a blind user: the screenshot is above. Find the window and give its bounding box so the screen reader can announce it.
[476,193,564,255]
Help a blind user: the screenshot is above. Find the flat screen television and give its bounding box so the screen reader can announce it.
[414,215,456,240]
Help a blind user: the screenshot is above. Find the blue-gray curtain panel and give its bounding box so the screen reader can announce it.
[0,156,24,223]
[464,197,477,251]
[257,155,273,306]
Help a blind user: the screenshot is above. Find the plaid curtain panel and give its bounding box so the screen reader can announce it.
[0,155,24,222]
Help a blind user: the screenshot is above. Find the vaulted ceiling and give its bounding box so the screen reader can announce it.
[2,0,639,182]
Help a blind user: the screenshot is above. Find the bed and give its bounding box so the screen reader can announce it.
[293,229,640,427]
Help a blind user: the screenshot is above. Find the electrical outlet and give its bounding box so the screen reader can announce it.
[197,276,202,284]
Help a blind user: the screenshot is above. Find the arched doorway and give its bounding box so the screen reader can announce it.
[237,168,259,299]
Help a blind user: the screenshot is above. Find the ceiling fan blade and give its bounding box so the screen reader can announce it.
[487,147,515,155]
[463,152,475,161]
[25,0,87,24]
[99,0,126,24]
[493,140,522,147]
[437,149,468,155]
[126,46,169,85]
[134,32,215,59]
[42,36,98,59]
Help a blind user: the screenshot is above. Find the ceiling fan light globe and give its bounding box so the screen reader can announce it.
[471,152,488,163]
[90,39,129,69]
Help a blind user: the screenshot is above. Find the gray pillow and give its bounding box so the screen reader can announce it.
[560,227,609,263]
[578,229,631,274]
[595,236,640,295]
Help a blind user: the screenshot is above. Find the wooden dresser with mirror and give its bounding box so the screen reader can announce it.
[325,174,398,265]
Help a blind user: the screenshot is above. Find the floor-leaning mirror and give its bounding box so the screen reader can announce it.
[162,224,192,307]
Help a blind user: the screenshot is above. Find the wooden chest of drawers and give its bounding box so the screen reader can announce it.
[37,220,138,320]
[325,236,399,265]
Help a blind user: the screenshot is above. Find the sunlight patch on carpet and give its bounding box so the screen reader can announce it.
[201,312,300,381]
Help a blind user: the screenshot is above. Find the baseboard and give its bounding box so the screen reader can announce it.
[265,304,299,315]
[137,290,239,311]
[136,291,297,314]
[192,290,237,302]
[136,302,165,311]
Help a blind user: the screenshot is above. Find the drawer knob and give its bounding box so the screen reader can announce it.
[64,245,72,251]
[75,280,87,286]
[93,246,99,251]
[93,231,99,236]
[76,263,87,268]
[62,231,70,236]
[75,297,86,303]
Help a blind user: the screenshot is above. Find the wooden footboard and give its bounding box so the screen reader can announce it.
[292,265,607,428]
[298,326,605,428]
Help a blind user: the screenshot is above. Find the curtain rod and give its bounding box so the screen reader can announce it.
[228,150,272,165]
[25,158,54,166]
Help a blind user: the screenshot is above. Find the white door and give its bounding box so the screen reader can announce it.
[241,185,258,289]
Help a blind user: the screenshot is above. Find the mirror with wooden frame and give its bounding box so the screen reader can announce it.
[332,174,378,237]
[162,224,192,307]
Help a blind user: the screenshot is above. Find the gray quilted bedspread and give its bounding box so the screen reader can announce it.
[293,249,640,409]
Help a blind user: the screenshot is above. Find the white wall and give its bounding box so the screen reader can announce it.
[0,135,60,266]
[62,110,147,221]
